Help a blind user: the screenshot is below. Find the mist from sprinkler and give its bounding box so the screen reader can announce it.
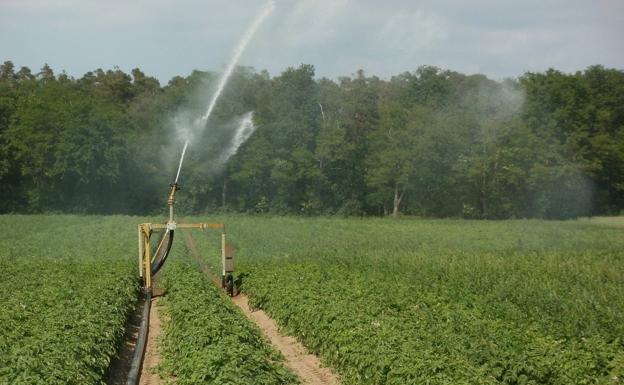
[174,0,275,183]
[219,111,256,165]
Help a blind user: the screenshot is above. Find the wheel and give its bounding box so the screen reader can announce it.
[225,274,234,297]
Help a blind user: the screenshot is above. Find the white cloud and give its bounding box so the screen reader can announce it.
[274,0,349,45]
[373,10,448,52]
[0,0,622,81]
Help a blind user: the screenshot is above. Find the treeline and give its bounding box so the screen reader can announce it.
[0,60,623,218]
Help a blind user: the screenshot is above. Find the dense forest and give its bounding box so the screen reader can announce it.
[0,60,623,218]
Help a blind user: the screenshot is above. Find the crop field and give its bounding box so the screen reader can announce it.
[0,215,139,385]
[191,216,624,385]
[1,214,623,385]
[0,215,297,385]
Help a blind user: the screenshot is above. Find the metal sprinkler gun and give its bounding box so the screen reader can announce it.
[167,182,180,224]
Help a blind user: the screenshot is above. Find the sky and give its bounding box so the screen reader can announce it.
[1,0,623,84]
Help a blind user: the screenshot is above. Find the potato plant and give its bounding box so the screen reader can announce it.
[191,215,624,385]
[157,253,298,385]
[0,215,140,385]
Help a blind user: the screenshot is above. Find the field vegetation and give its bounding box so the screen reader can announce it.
[0,215,138,385]
[157,243,298,384]
[1,214,622,384]
[191,215,624,385]
[0,215,299,385]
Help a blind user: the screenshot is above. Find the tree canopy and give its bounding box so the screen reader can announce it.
[1,60,623,219]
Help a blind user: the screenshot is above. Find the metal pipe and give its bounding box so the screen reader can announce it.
[221,232,226,277]
[167,183,179,223]
[144,235,152,290]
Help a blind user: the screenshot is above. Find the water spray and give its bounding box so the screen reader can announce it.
[129,4,274,383]
[175,141,189,184]
[174,0,274,188]
[197,0,275,126]
[219,111,256,164]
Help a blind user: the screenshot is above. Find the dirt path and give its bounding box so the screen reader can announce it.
[184,233,340,385]
[232,293,340,385]
[139,295,163,385]
[105,288,165,385]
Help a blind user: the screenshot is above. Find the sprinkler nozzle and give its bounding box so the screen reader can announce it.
[167,183,180,223]
[168,183,180,205]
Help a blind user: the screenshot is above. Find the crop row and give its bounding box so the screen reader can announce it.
[243,256,623,384]
[156,251,299,385]
[0,259,138,385]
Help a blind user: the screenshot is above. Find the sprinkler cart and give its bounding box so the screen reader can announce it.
[137,182,235,295]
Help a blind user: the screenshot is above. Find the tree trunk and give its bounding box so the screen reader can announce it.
[392,184,403,217]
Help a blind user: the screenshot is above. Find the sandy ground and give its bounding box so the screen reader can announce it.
[232,293,340,385]
[184,233,340,385]
[139,296,163,385]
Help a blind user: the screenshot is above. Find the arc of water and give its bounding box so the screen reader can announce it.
[175,140,189,184]
[197,0,275,126]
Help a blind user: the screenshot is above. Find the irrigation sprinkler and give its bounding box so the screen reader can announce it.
[133,0,271,296]
[129,172,236,385]
[126,4,272,383]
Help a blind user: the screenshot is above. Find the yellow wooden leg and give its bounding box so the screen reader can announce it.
[144,231,152,290]
[138,225,143,278]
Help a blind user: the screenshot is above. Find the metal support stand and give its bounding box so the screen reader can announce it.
[138,221,227,290]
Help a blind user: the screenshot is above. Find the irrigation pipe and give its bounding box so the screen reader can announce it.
[126,289,152,385]
[151,231,174,277]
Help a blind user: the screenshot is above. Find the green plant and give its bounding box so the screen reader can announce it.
[157,254,298,385]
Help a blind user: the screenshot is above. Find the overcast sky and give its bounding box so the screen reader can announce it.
[1,0,622,83]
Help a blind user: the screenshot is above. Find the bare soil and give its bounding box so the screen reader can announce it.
[139,296,163,385]
[232,293,340,385]
[105,288,165,385]
[184,233,340,385]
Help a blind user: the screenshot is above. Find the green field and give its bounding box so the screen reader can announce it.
[0,216,139,385]
[193,216,624,385]
[156,240,298,384]
[1,215,623,385]
[0,215,296,385]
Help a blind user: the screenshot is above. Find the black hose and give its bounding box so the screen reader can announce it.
[151,230,174,277]
[126,289,152,385]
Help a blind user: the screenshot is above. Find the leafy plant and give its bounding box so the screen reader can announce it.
[0,215,141,385]
[157,252,298,385]
[191,215,624,385]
